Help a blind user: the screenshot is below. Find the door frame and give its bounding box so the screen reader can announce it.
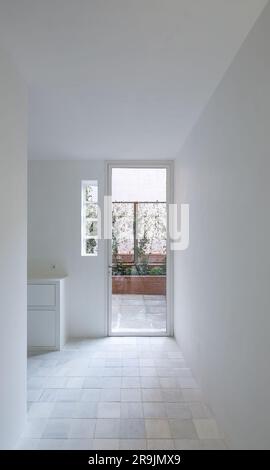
[105,160,174,337]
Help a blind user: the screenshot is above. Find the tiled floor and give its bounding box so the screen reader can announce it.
[17,337,227,450]
[112,295,167,334]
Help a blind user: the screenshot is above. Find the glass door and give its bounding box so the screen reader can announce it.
[107,164,172,336]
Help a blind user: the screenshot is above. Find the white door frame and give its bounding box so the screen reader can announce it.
[105,160,174,337]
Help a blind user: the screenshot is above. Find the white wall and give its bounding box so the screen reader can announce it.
[0,48,27,449]
[28,160,106,338]
[174,5,270,450]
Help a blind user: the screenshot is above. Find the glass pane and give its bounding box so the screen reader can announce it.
[85,238,97,255]
[112,168,166,202]
[137,203,167,255]
[86,220,98,237]
[84,184,98,203]
[112,203,134,263]
[85,203,98,219]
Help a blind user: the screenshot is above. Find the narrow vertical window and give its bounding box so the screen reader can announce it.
[81,180,98,256]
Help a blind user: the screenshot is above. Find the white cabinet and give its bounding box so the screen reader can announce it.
[27,278,66,351]
[28,284,56,307]
[28,310,56,348]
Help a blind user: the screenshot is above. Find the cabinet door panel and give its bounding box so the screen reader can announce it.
[28,284,56,307]
[28,310,56,347]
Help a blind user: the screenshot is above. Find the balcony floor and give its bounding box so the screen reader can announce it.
[112,294,166,334]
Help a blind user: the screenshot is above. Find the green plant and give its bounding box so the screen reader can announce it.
[112,263,166,276]
[112,212,119,257]
[148,266,164,276]
[135,227,150,274]
[86,238,97,254]
[112,262,132,276]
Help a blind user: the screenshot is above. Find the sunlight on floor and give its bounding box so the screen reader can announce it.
[112,295,167,334]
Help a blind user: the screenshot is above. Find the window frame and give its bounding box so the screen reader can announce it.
[81,180,99,256]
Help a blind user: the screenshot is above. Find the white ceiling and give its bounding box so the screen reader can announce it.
[0,0,268,160]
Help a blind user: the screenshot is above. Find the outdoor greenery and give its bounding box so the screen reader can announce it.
[86,238,97,254]
[112,263,166,276]
[112,202,166,276]
[84,183,98,255]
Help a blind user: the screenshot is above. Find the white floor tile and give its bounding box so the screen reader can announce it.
[182,389,203,402]
[28,402,54,418]
[169,419,197,439]
[27,390,43,402]
[27,377,47,389]
[42,419,71,439]
[122,360,139,368]
[16,438,39,450]
[97,402,121,418]
[139,359,155,367]
[122,377,141,388]
[56,389,82,402]
[193,418,221,439]
[122,367,140,377]
[161,389,183,402]
[145,419,171,439]
[83,377,102,388]
[95,419,120,439]
[159,378,177,389]
[100,388,121,402]
[66,377,84,389]
[63,439,94,450]
[37,439,66,450]
[81,389,101,402]
[74,402,97,418]
[101,377,122,388]
[23,419,47,438]
[69,419,96,438]
[147,439,175,450]
[157,368,175,378]
[119,439,147,450]
[142,389,163,402]
[119,419,145,439]
[189,402,212,419]
[23,338,225,450]
[177,378,198,389]
[173,368,192,378]
[103,367,122,377]
[86,368,104,377]
[140,377,160,388]
[165,403,191,420]
[120,402,144,419]
[51,402,77,418]
[121,388,141,402]
[46,377,68,389]
[39,389,58,402]
[93,439,119,450]
[174,439,227,450]
[143,402,167,418]
[139,368,157,377]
